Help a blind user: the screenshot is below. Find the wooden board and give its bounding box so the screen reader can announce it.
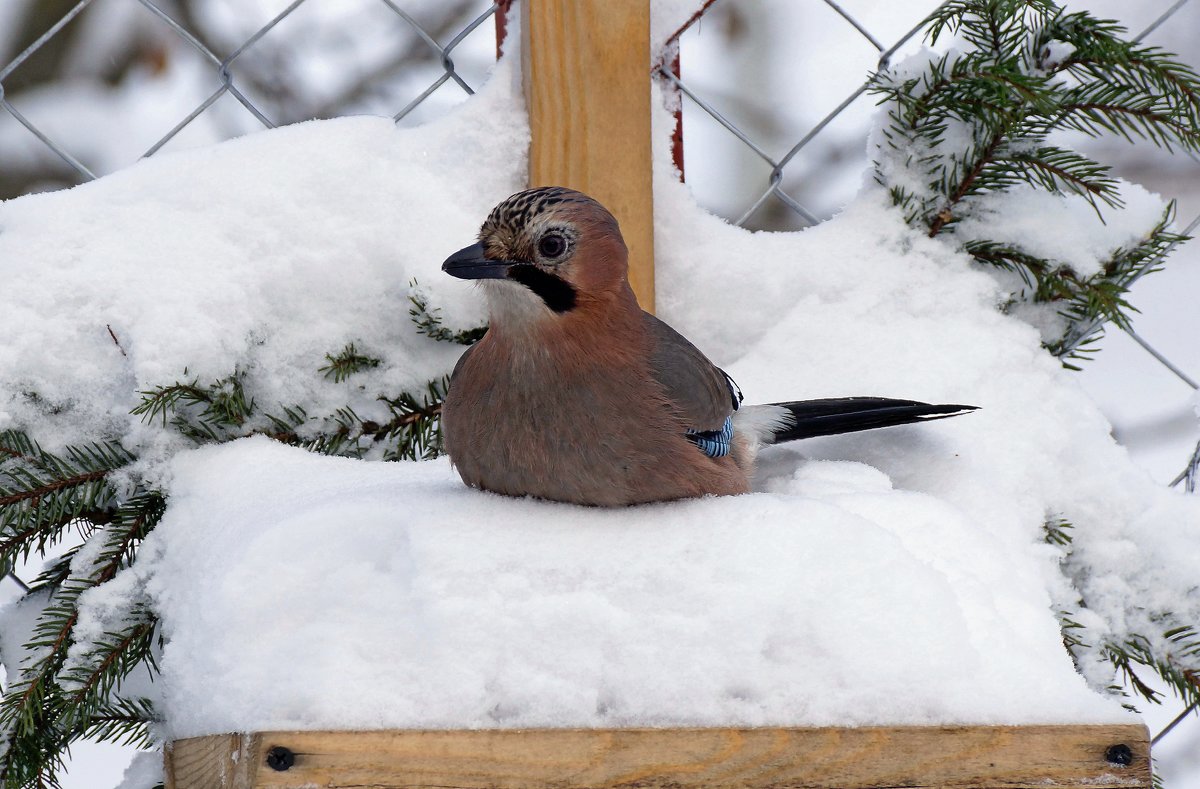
[521,1,656,312]
[165,724,1151,788]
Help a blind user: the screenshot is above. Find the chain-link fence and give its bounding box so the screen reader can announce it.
[2,0,1198,780]
[656,0,1200,484]
[0,0,500,198]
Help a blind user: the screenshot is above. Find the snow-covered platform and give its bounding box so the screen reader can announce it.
[145,437,1152,789]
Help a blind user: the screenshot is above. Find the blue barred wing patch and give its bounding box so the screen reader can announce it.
[686,416,734,458]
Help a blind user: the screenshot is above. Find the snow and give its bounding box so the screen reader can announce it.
[0,590,52,691]
[0,57,526,458]
[61,545,148,693]
[653,108,1200,713]
[141,436,1126,738]
[1,0,1198,752]
[950,180,1169,281]
[110,751,160,789]
[1036,39,1079,72]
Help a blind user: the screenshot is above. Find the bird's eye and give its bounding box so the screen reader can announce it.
[537,233,568,259]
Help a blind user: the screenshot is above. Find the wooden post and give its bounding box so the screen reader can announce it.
[521,1,656,312]
[165,724,1152,789]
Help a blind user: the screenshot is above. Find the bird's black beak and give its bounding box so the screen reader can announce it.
[442,242,514,280]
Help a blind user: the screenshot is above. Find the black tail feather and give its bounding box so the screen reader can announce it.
[768,397,977,444]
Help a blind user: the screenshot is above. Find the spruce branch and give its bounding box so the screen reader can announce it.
[265,376,449,461]
[927,131,1006,236]
[0,591,74,788]
[1054,603,1200,714]
[408,279,486,346]
[926,0,1056,54]
[1043,515,1073,547]
[1103,627,1200,708]
[132,371,253,442]
[0,471,110,510]
[80,697,159,749]
[1,433,131,577]
[319,343,381,383]
[379,376,449,461]
[0,493,163,788]
[25,548,87,596]
[872,0,1195,358]
[57,615,157,737]
[1036,11,1200,152]
[997,146,1120,212]
[1050,202,1185,359]
[262,405,310,445]
[0,432,41,467]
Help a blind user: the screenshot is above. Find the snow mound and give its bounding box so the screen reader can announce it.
[142,436,1126,738]
[0,59,525,456]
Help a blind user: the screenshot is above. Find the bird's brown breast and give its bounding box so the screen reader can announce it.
[442,320,749,506]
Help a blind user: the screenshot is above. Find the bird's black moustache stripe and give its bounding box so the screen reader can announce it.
[508,264,577,313]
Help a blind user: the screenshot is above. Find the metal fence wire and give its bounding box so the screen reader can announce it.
[0,0,500,192]
[1,0,1198,764]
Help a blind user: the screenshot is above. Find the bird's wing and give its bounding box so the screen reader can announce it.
[448,340,479,383]
[642,312,740,434]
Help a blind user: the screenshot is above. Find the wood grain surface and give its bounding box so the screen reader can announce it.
[165,724,1151,788]
[521,1,656,311]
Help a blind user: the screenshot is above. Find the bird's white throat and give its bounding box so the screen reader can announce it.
[482,279,555,327]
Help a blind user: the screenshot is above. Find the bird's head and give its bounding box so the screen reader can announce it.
[442,187,630,320]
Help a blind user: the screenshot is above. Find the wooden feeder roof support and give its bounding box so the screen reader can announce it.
[521,1,656,312]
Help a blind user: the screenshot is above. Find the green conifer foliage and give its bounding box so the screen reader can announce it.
[870,0,1199,363]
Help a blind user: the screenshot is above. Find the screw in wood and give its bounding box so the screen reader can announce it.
[1105,743,1134,766]
[266,745,296,771]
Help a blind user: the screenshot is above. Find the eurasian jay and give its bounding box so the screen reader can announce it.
[441,187,974,506]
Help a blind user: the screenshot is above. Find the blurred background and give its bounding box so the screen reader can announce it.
[1,0,1197,786]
